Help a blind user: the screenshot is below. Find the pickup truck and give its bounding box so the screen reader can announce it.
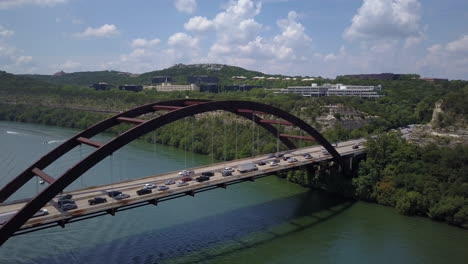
[237,163,258,173]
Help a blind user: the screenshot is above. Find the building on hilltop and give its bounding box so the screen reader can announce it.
[420,78,449,83]
[342,73,401,80]
[276,83,382,98]
[224,84,263,92]
[144,83,199,92]
[187,75,219,84]
[199,83,219,93]
[152,76,173,84]
[232,76,247,80]
[119,84,143,92]
[90,82,111,91]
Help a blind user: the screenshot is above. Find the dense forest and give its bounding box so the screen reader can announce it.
[283,133,468,228]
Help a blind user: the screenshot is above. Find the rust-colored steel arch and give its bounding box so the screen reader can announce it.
[0,100,344,246]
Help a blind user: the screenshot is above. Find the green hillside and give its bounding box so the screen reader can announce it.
[21,70,136,87]
[20,64,318,88]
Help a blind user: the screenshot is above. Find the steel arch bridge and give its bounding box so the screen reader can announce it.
[0,99,345,246]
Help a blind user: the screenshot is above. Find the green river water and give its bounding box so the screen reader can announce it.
[0,121,467,264]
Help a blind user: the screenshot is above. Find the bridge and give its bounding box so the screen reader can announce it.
[0,99,366,246]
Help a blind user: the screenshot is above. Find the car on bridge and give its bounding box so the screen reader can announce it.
[238,163,258,173]
[165,179,175,185]
[137,188,152,196]
[177,181,189,187]
[303,153,312,159]
[224,167,234,172]
[137,188,153,195]
[57,199,75,206]
[157,185,169,191]
[196,175,210,182]
[287,157,298,163]
[107,190,122,197]
[352,143,360,149]
[143,183,156,189]
[58,194,73,201]
[321,149,329,155]
[275,153,284,158]
[257,161,267,166]
[267,153,275,158]
[32,208,49,217]
[114,193,130,200]
[269,161,278,167]
[88,197,107,205]
[61,203,77,211]
[201,171,214,177]
[179,170,195,176]
[222,169,232,176]
[181,177,193,182]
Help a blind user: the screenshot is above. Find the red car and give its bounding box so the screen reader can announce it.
[181,177,192,182]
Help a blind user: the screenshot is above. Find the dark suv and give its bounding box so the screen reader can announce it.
[88,197,107,205]
[201,171,214,177]
[107,190,122,197]
[57,199,75,206]
[137,188,152,196]
[58,194,73,201]
[196,175,210,182]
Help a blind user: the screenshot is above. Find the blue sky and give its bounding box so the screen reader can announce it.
[0,0,467,79]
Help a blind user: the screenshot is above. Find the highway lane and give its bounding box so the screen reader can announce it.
[0,138,365,231]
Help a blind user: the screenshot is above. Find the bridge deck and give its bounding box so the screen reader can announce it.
[0,138,365,234]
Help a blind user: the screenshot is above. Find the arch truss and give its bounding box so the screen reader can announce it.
[0,99,345,245]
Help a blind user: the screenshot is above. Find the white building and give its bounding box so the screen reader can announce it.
[144,83,199,92]
[276,83,382,98]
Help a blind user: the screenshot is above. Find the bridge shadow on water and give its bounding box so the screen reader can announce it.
[34,190,355,264]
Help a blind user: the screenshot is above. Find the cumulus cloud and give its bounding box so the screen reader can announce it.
[184,16,214,32]
[168,32,199,48]
[131,38,160,48]
[0,0,67,9]
[213,0,262,44]
[344,0,423,43]
[0,40,34,73]
[175,0,196,14]
[0,25,14,38]
[74,24,119,38]
[418,34,468,79]
[445,34,468,53]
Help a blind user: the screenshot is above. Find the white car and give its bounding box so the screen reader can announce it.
[157,185,169,191]
[165,179,176,185]
[178,170,195,176]
[177,181,189,187]
[143,183,156,189]
[269,161,278,167]
[287,158,298,163]
[224,167,234,172]
[321,149,329,155]
[32,208,49,218]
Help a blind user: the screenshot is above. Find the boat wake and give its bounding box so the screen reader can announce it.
[46,139,65,144]
[6,131,19,135]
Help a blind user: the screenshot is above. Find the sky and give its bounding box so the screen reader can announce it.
[0,0,467,79]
